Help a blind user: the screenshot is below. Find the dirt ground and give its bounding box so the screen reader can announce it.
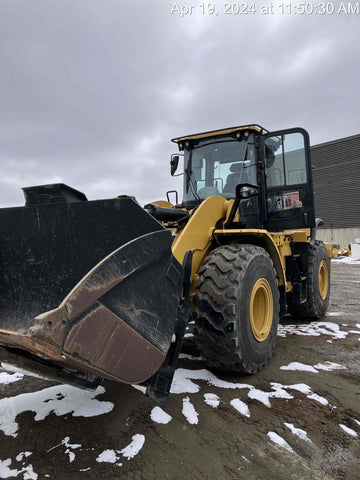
[1,261,360,480]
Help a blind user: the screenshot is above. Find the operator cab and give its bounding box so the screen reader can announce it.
[171,124,315,233]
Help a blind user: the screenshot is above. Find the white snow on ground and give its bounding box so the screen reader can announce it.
[280,362,318,373]
[120,434,145,460]
[314,361,347,371]
[307,393,329,406]
[278,322,348,340]
[170,368,251,394]
[248,384,292,408]
[0,363,45,380]
[0,459,20,479]
[96,450,118,464]
[15,453,32,462]
[182,397,199,424]
[95,435,145,465]
[327,312,344,316]
[0,385,113,437]
[134,367,331,413]
[248,388,271,407]
[332,257,360,264]
[0,371,23,385]
[354,419,360,426]
[150,406,172,424]
[62,437,82,463]
[268,383,295,400]
[267,432,294,453]
[132,384,147,394]
[280,361,346,373]
[284,423,312,442]
[204,393,220,408]
[0,458,38,479]
[230,399,250,417]
[284,383,312,394]
[339,424,358,437]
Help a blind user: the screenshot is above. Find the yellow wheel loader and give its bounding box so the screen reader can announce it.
[0,124,331,400]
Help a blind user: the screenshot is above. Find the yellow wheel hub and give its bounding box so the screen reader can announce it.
[250,278,273,342]
[318,260,329,300]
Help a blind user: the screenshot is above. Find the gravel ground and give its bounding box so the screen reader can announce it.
[1,261,360,480]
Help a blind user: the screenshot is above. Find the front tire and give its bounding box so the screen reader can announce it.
[192,244,279,374]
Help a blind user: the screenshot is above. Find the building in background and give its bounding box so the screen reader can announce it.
[311,133,360,247]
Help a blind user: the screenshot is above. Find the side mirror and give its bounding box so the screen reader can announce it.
[170,155,179,176]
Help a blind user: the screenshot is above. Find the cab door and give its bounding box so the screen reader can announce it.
[263,128,315,232]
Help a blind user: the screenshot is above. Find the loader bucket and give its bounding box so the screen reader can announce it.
[0,184,184,386]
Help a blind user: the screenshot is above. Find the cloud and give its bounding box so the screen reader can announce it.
[0,0,359,207]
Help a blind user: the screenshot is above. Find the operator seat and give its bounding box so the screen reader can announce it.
[223,163,249,195]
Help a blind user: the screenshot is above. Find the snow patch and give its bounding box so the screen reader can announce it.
[96,434,145,464]
[0,372,23,385]
[307,393,329,405]
[1,363,46,380]
[132,384,147,394]
[267,432,294,453]
[248,383,293,407]
[204,393,220,408]
[182,397,199,424]
[230,399,250,418]
[150,406,172,424]
[0,459,38,479]
[15,452,32,462]
[284,423,311,442]
[339,424,358,437]
[62,437,81,463]
[278,322,348,340]
[120,434,145,460]
[96,450,117,464]
[248,388,271,407]
[284,383,312,394]
[332,257,360,264]
[281,361,346,373]
[0,385,113,437]
[280,362,318,373]
[170,368,251,394]
[0,459,20,478]
[313,361,347,371]
[19,464,37,479]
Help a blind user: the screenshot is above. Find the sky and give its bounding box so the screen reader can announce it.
[0,0,359,207]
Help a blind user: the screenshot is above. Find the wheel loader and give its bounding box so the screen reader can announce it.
[0,124,331,401]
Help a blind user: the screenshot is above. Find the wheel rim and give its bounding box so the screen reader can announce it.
[250,278,273,342]
[318,260,329,300]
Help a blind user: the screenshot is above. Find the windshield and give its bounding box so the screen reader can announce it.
[182,134,257,204]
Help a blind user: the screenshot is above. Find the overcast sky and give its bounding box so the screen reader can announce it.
[0,0,359,207]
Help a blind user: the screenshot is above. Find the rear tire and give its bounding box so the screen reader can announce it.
[288,241,330,320]
[192,244,279,374]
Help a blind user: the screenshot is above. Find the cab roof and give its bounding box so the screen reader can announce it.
[171,124,268,145]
